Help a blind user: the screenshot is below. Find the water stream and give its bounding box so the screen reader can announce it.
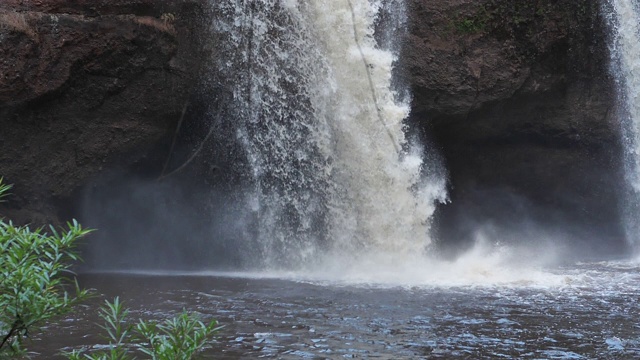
[605,0,640,251]
[208,0,446,271]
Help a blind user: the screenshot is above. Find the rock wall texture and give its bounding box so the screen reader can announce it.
[0,0,208,224]
[406,0,623,255]
[0,0,625,255]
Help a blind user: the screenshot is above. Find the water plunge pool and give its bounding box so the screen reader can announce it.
[27,260,640,359]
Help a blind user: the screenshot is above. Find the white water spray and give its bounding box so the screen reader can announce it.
[605,0,640,250]
[209,0,447,270]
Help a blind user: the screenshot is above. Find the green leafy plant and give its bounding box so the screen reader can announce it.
[0,180,11,202]
[67,298,220,360]
[0,179,92,356]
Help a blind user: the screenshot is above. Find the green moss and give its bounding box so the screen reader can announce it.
[454,17,487,34]
[452,5,491,35]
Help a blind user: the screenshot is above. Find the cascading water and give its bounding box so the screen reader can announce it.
[604,0,640,251]
[208,0,447,271]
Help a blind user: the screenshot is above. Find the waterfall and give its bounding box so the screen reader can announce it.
[605,0,640,250]
[208,0,447,270]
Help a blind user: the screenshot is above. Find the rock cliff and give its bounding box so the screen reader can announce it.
[406,0,623,255]
[0,0,625,256]
[0,0,207,224]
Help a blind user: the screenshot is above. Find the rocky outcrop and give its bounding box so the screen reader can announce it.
[406,0,624,255]
[0,0,625,257]
[0,0,207,224]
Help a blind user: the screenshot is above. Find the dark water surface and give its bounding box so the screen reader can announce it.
[27,261,640,359]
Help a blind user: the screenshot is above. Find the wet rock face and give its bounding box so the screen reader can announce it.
[0,0,205,17]
[0,1,206,224]
[406,0,625,254]
[0,0,625,256]
[407,0,608,117]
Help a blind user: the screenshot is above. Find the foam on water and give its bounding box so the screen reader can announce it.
[91,257,640,291]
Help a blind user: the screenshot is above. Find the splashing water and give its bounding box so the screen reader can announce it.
[604,0,640,251]
[208,0,447,271]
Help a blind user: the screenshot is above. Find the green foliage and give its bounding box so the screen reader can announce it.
[0,179,11,202]
[451,4,492,35]
[67,298,220,360]
[0,179,92,356]
[135,312,219,359]
[454,16,487,34]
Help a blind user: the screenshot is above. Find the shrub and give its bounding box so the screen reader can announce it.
[0,179,92,356]
[67,297,220,360]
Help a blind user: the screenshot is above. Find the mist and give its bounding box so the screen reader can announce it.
[78,172,257,271]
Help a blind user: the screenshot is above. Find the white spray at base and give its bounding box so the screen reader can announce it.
[604,0,640,252]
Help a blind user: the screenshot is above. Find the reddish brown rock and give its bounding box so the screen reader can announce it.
[0,1,207,224]
[0,0,207,17]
